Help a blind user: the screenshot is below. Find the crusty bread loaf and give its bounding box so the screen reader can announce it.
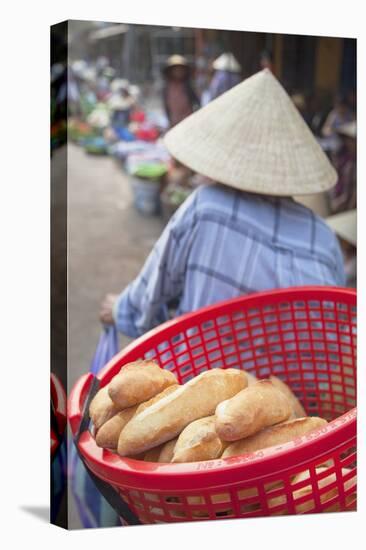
[158,438,178,462]
[89,385,120,431]
[144,437,179,462]
[95,385,180,450]
[172,416,226,463]
[95,405,138,449]
[108,360,177,409]
[245,371,258,386]
[144,444,165,462]
[216,379,292,442]
[135,384,180,414]
[117,368,248,456]
[222,416,328,457]
[269,376,306,418]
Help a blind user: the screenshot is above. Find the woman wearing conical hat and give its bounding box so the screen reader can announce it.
[107,79,136,129]
[162,54,199,128]
[100,70,346,336]
[204,52,242,104]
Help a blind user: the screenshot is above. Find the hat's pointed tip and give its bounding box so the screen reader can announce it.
[262,68,277,80]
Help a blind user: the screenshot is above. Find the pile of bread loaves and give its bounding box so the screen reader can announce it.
[89,360,328,463]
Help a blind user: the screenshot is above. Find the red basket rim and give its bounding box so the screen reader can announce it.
[76,408,356,491]
[51,373,67,417]
[68,286,357,491]
[97,285,356,382]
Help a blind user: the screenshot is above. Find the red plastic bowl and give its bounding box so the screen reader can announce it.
[69,286,357,523]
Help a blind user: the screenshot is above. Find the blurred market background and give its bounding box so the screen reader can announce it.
[50,20,356,528]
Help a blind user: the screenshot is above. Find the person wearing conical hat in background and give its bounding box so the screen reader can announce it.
[204,52,242,104]
[110,78,130,94]
[107,79,136,129]
[162,54,199,128]
[100,69,346,337]
[328,120,356,214]
[326,209,356,287]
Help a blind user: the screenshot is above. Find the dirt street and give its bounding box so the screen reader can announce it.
[68,143,164,388]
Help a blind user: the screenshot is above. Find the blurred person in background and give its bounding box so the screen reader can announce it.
[204,52,242,104]
[100,70,345,337]
[96,65,115,102]
[328,121,356,214]
[322,93,354,138]
[108,79,135,129]
[162,55,199,128]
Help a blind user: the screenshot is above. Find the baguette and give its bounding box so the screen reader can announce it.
[135,384,180,414]
[117,368,248,456]
[89,385,120,431]
[172,416,226,463]
[216,379,292,441]
[222,416,328,457]
[144,437,179,462]
[245,371,258,386]
[96,385,180,450]
[144,444,165,462]
[108,360,177,409]
[269,376,306,418]
[158,438,178,462]
[95,405,138,449]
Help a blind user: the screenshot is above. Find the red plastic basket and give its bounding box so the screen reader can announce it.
[69,286,357,523]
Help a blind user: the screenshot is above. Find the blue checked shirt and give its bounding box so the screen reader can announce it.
[113,184,346,337]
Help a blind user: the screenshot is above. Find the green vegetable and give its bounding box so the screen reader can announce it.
[132,163,167,180]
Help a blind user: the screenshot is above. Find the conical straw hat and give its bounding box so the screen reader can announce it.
[164,69,337,196]
[326,209,356,246]
[213,53,241,73]
[165,54,188,68]
[110,78,130,93]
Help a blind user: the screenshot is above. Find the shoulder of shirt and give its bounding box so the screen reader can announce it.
[193,183,239,212]
[176,184,293,224]
[172,186,340,253]
[313,211,342,251]
[168,184,231,233]
[171,184,223,217]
